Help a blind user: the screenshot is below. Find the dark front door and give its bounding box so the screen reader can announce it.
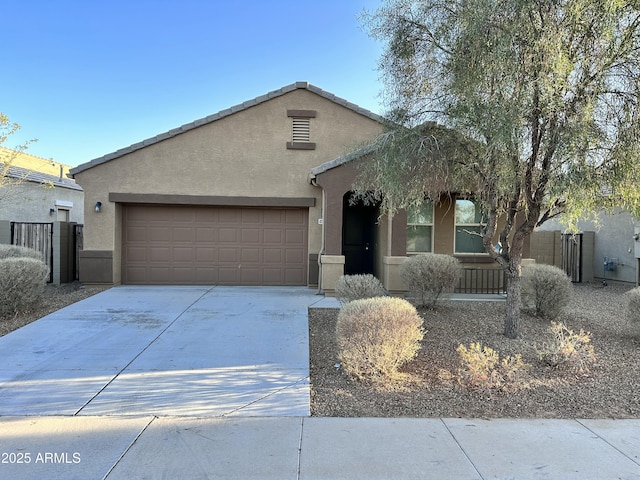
[342,194,376,275]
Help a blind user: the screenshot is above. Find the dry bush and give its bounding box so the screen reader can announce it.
[0,245,42,261]
[0,257,50,316]
[536,321,597,374]
[626,287,640,325]
[456,342,530,391]
[400,254,461,308]
[336,297,424,384]
[521,264,572,319]
[334,274,386,304]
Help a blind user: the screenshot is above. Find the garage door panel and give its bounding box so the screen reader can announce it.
[263,268,284,284]
[218,247,239,262]
[219,228,238,242]
[196,228,217,242]
[172,267,195,283]
[173,247,195,262]
[196,247,217,262]
[125,266,147,283]
[195,209,219,222]
[173,227,195,242]
[218,268,239,283]
[126,226,147,242]
[264,229,283,243]
[285,269,304,284]
[286,230,304,244]
[149,247,171,262]
[241,248,260,263]
[126,246,147,262]
[286,249,304,263]
[149,227,171,242]
[149,267,171,283]
[286,209,305,224]
[241,229,261,243]
[264,249,283,263]
[195,267,218,283]
[242,209,261,223]
[263,210,283,223]
[218,210,241,223]
[123,205,307,285]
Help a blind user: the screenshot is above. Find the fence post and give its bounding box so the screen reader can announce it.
[0,221,10,244]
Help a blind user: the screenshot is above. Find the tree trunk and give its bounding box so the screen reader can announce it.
[503,256,523,339]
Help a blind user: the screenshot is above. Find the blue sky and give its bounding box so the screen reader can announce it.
[2,0,386,167]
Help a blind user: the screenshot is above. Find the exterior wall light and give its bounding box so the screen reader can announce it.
[95,201,102,213]
[49,208,56,216]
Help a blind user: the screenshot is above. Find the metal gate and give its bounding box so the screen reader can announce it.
[10,222,54,283]
[562,233,582,283]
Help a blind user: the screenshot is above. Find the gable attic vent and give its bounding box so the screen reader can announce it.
[292,117,311,142]
[287,109,316,150]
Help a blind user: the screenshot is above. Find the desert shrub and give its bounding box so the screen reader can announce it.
[400,254,461,308]
[0,257,50,316]
[336,297,424,383]
[334,274,386,304]
[536,321,597,373]
[0,245,42,261]
[626,287,640,325]
[521,264,572,319]
[456,342,530,391]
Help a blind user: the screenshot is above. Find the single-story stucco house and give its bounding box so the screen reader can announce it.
[70,82,530,293]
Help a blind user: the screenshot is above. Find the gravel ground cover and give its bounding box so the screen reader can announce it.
[0,282,103,337]
[309,282,640,418]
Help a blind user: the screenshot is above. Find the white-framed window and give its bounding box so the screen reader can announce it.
[406,201,433,253]
[454,198,486,254]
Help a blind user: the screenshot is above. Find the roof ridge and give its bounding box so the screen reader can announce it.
[70,82,384,176]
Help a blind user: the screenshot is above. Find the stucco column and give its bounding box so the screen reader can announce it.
[383,256,407,295]
[320,255,345,296]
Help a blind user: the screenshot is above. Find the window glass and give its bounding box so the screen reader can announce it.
[407,201,433,253]
[455,199,485,254]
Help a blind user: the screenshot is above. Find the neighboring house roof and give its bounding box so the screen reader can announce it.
[2,163,83,191]
[0,147,72,178]
[70,81,385,177]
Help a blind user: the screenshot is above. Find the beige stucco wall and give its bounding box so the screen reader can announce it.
[0,182,84,224]
[74,88,383,284]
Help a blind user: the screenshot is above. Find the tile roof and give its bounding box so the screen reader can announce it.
[70,82,385,176]
[2,163,83,191]
[309,144,378,179]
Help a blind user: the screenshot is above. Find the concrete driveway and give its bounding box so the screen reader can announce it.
[0,286,329,417]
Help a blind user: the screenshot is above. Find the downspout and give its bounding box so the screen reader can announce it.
[310,175,325,295]
[387,198,393,257]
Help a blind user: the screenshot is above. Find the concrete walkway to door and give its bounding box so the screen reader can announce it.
[0,286,323,417]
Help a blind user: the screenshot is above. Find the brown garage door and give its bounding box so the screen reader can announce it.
[122,205,308,285]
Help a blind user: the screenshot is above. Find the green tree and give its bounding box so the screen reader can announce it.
[358,0,640,338]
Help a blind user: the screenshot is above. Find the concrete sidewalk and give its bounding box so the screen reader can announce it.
[0,416,639,479]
